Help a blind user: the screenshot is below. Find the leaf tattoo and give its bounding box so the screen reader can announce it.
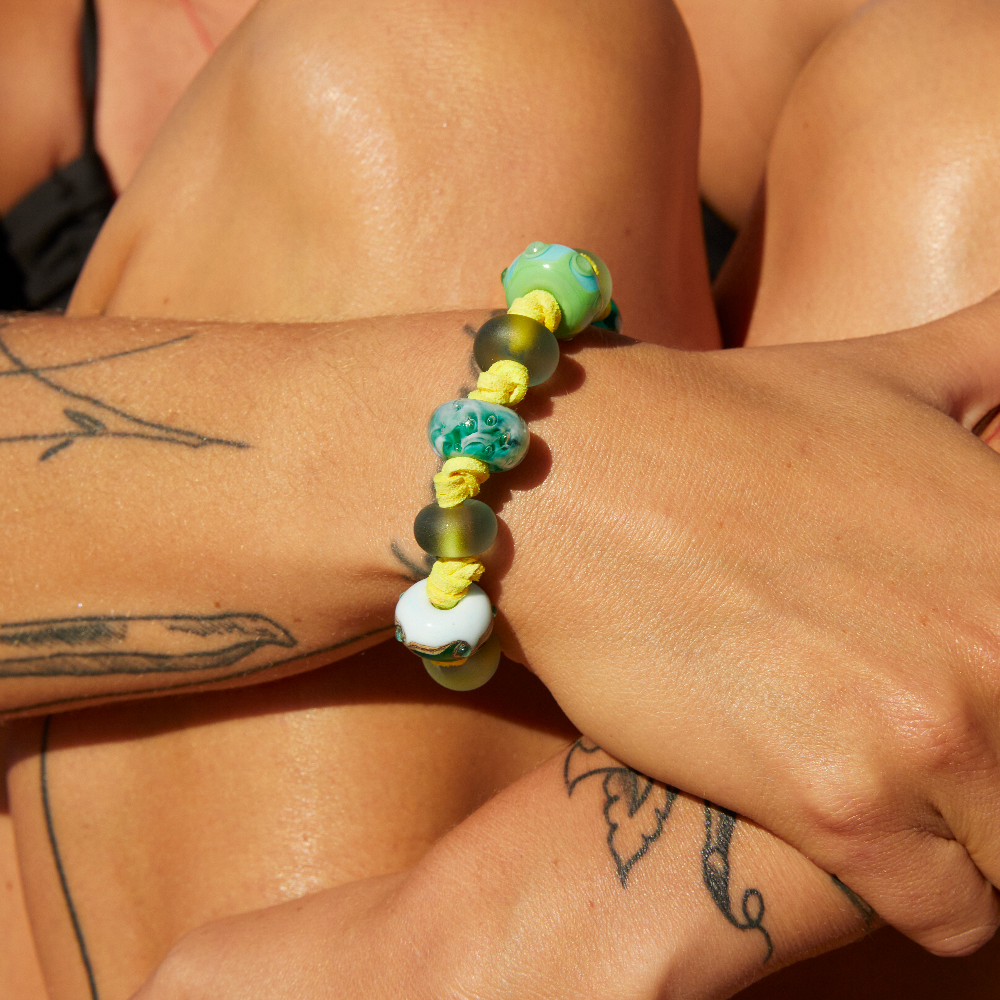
[564,737,678,887]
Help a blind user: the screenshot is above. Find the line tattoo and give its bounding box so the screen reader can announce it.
[564,737,678,888]
[0,613,296,677]
[8,624,393,716]
[0,331,247,460]
[831,874,877,926]
[702,801,773,961]
[390,540,433,580]
[41,716,101,1000]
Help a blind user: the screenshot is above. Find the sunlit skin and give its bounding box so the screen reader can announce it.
[4,2,1000,999]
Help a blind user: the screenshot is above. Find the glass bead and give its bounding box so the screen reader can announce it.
[502,242,603,339]
[395,580,493,663]
[428,399,529,472]
[474,314,560,386]
[577,249,613,315]
[423,632,501,691]
[591,298,622,333]
[414,499,497,557]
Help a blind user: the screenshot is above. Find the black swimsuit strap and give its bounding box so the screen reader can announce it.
[81,0,99,148]
[0,0,116,311]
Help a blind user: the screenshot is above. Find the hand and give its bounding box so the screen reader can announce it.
[488,292,1000,956]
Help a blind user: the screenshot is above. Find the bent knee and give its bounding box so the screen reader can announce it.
[84,0,713,340]
[749,0,1000,344]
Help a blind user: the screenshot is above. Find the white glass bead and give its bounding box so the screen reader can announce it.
[423,633,502,691]
[394,579,493,663]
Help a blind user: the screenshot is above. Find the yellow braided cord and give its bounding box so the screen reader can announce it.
[433,456,490,508]
[508,289,562,333]
[468,360,529,406]
[426,557,486,610]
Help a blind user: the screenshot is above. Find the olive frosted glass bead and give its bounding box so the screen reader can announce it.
[414,499,497,557]
[423,632,502,691]
[502,241,603,339]
[474,314,560,386]
[428,398,529,472]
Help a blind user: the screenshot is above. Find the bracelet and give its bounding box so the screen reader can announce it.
[394,242,618,691]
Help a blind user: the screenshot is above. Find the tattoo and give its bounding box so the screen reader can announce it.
[831,874,877,926]
[0,613,295,677]
[8,624,393,716]
[35,621,391,997]
[41,716,101,1000]
[564,738,678,888]
[702,802,773,961]
[565,739,774,962]
[0,331,247,460]
[390,540,433,580]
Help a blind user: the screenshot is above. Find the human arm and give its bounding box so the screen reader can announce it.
[132,739,874,1000]
[8,298,1000,956]
[0,309,477,714]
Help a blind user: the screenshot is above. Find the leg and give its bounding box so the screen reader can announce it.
[743,0,1000,346]
[72,0,718,350]
[0,731,46,1000]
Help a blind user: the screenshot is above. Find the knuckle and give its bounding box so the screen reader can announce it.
[797,762,887,843]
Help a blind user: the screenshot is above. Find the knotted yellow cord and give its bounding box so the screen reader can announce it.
[468,359,529,405]
[433,456,491,508]
[425,306,545,609]
[425,556,486,611]
[508,289,561,333]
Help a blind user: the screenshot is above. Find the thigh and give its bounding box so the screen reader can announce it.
[675,0,867,227]
[7,643,578,1000]
[0,732,47,1000]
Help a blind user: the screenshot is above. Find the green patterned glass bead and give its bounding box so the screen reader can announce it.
[428,398,529,472]
[502,241,603,339]
[579,249,613,316]
[591,298,621,333]
[474,314,560,386]
[414,499,497,557]
[423,632,502,691]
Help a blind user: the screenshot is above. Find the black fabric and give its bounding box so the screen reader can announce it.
[0,0,116,311]
[701,199,737,282]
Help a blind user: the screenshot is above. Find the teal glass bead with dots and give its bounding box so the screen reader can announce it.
[502,242,608,339]
[414,499,497,558]
[474,314,560,386]
[428,399,529,472]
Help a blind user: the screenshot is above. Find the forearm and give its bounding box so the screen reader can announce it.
[0,310,485,716]
[139,741,874,1000]
[397,741,872,999]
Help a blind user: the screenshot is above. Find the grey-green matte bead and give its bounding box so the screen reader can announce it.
[414,499,498,557]
[474,314,560,386]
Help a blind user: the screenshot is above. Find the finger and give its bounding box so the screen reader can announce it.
[806,820,1000,956]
